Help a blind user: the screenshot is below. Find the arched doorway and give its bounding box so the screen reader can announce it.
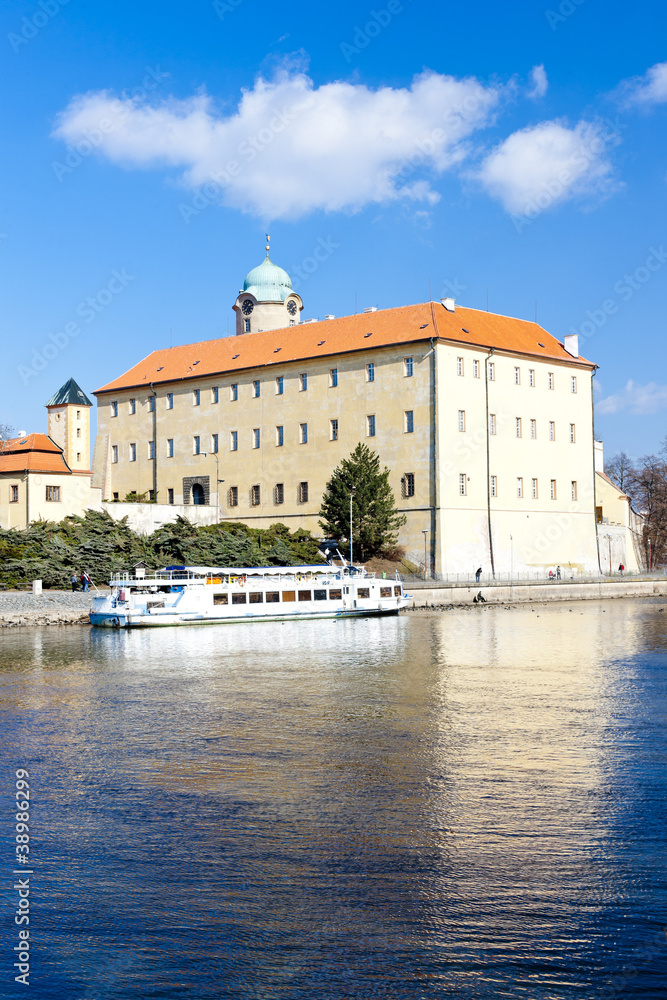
[191,483,205,505]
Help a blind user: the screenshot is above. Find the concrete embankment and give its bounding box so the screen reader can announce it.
[408,579,667,608]
[0,591,102,628]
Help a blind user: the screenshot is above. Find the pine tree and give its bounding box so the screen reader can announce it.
[318,443,406,562]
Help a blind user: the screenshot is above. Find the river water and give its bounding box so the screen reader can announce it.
[1,600,666,999]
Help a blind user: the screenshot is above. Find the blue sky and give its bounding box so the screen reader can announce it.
[1,0,666,459]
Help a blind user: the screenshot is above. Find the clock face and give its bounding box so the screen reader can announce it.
[286,300,297,316]
[241,299,254,316]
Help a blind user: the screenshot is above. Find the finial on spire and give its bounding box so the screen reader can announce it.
[265,233,271,257]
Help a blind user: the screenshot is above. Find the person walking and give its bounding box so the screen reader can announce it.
[475,566,482,583]
[81,571,90,593]
[70,573,78,592]
[619,563,625,576]
[556,565,561,580]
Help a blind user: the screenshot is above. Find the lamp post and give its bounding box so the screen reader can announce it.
[422,529,429,580]
[510,534,513,585]
[349,489,355,565]
[203,453,223,523]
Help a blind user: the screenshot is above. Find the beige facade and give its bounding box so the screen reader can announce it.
[0,469,102,530]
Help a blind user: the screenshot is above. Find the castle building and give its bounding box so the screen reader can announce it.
[0,379,101,529]
[92,246,601,575]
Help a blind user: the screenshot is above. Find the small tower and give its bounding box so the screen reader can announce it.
[46,378,93,472]
[233,236,303,335]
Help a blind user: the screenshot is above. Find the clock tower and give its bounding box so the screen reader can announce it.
[233,237,303,336]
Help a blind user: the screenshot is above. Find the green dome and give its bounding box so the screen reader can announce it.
[243,250,293,303]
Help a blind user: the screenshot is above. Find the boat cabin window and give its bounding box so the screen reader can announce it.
[313,590,326,601]
[357,588,370,599]
[380,587,392,598]
[329,589,342,600]
[298,590,311,602]
[282,591,296,602]
[266,592,280,603]
[213,594,228,605]
[394,586,402,597]
[232,593,247,604]
[249,592,263,603]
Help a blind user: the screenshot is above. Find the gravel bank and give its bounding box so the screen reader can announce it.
[0,590,105,627]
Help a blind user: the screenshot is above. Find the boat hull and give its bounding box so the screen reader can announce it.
[90,606,403,628]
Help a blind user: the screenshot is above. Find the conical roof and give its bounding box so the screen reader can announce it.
[46,377,92,407]
[243,249,293,303]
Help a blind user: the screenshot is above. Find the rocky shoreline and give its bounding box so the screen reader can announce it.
[0,590,101,628]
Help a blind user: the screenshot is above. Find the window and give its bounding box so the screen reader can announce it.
[330,419,338,441]
[366,362,375,382]
[76,410,80,419]
[10,485,18,503]
[489,414,496,435]
[129,443,136,462]
[249,592,263,604]
[300,423,308,444]
[405,410,414,434]
[148,396,155,412]
[473,359,480,378]
[314,590,327,602]
[211,434,218,454]
[129,398,136,414]
[548,372,554,390]
[458,410,466,432]
[149,490,156,502]
[230,430,238,451]
[194,436,201,455]
[529,369,535,387]
[276,425,284,447]
[571,376,577,393]
[549,421,556,441]
[299,373,308,391]
[228,486,238,507]
[488,361,495,381]
[531,478,538,499]
[233,592,247,605]
[251,484,260,506]
[112,445,118,464]
[167,438,174,458]
[298,481,309,503]
[459,474,467,496]
[45,485,60,502]
[571,481,578,501]
[298,590,311,602]
[275,376,284,395]
[112,492,119,502]
[530,419,537,440]
[282,591,296,603]
[211,387,219,404]
[214,594,228,606]
[403,473,415,498]
[111,401,118,417]
[367,414,375,437]
[490,475,497,498]
[167,393,173,409]
[515,417,522,438]
[517,477,523,498]
[148,440,155,460]
[514,366,520,385]
[456,357,464,376]
[76,453,81,463]
[550,479,557,500]
[329,368,338,387]
[244,319,250,333]
[266,591,280,603]
[275,483,284,505]
[167,488,174,505]
[230,384,238,402]
[193,389,200,406]
[404,357,414,377]
[253,428,260,449]
[253,380,260,398]
[570,423,576,444]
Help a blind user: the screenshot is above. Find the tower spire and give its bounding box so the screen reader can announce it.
[265,233,270,257]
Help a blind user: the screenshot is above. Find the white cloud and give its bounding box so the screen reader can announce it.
[528,65,548,99]
[596,380,667,416]
[617,61,667,108]
[477,120,615,215]
[53,69,505,220]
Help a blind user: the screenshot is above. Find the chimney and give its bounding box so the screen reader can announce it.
[363,306,377,313]
[325,314,335,320]
[441,297,455,312]
[563,333,579,357]
[594,440,604,474]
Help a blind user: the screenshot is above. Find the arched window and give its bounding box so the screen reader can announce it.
[191,483,205,505]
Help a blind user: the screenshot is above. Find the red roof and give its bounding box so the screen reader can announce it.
[0,434,71,474]
[95,300,595,394]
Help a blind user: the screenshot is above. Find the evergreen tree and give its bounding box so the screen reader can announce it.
[318,443,406,561]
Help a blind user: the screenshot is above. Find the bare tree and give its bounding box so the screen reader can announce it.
[0,424,15,448]
[605,451,634,492]
[626,455,667,570]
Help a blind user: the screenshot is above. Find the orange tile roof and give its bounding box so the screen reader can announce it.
[95,300,595,395]
[0,434,71,474]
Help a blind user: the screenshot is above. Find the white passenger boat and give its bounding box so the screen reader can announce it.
[89,563,411,627]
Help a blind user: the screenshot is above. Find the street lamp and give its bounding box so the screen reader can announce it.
[422,528,429,580]
[509,534,513,586]
[202,453,224,523]
[349,489,355,566]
